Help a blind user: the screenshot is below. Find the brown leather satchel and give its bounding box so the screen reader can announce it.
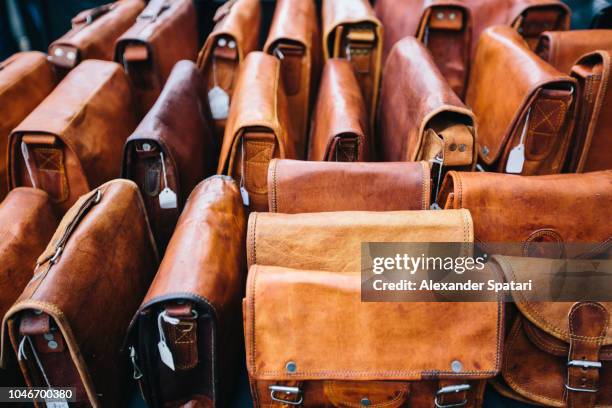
[466,26,576,175]
[309,59,370,162]
[218,52,300,212]
[322,0,382,128]
[48,0,145,70]
[122,60,217,253]
[115,0,198,118]
[268,159,430,213]
[264,0,320,152]
[9,60,137,213]
[0,179,159,407]
[126,176,246,408]
[490,256,612,407]
[0,52,57,200]
[197,0,261,144]
[566,50,612,173]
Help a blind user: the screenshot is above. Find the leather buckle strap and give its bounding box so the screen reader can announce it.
[565,360,602,393]
[269,385,303,406]
[434,383,471,408]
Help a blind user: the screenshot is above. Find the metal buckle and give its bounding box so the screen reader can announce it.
[434,384,470,408]
[565,359,601,393]
[269,385,303,406]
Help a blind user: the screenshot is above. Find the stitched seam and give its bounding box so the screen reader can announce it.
[271,160,278,212]
[250,265,258,376]
[420,161,429,209]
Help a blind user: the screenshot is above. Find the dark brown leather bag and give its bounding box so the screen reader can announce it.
[48,0,145,70]
[268,159,430,213]
[217,52,300,212]
[264,0,320,152]
[0,188,58,387]
[122,60,217,253]
[197,0,261,144]
[9,60,137,213]
[0,52,57,201]
[0,179,159,407]
[322,0,382,128]
[126,176,246,408]
[466,26,576,175]
[309,59,370,162]
[115,0,199,118]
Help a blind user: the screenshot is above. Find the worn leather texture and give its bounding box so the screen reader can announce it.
[466,26,576,175]
[309,59,370,161]
[264,0,320,155]
[115,0,198,119]
[9,60,137,213]
[0,179,159,407]
[268,159,430,213]
[0,52,56,201]
[122,60,217,253]
[48,0,145,70]
[217,52,300,212]
[379,37,475,169]
[127,176,246,408]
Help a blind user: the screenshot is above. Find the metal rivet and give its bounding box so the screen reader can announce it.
[459,144,466,152]
[54,48,64,57]
[285,361,297,373]
[437,12,445,20]
[482,146,489,156]
[449,12,456,20]
[217,38,227,47]
[43,333,54,341]
[361,398,371,406]
[228,40,236,49]
[48,340,58,350]
[142,143,151,151]
[67,51,76,60]
[449,143,457,151]
[451,360,463,373]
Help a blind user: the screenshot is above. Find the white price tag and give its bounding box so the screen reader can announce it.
[208,86,230,120]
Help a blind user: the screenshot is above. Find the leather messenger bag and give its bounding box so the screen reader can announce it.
[9,60,137,213]
[115,0,199,118]
[0,179,159,407]
[122,60,217,253]
[267,159,430,213]
[197,0,261,144]
[309,59,371,162]
[264,0,320,152]
[466,26,576,175]
[218,52,300,212]
[0,52,57,200]
[535,30,612,74]
[48,0,145,71]
[126,176,246,408]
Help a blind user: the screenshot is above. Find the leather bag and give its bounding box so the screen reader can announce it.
[9,60,137,213]
[264,0,320,152]
[126,176,246,408]
[197,0,261,144]
[217,52,300,212]
[0,52,57,200]
[48,0,145,70]
[122,60,217,253]
[115,0,199,118]
[466,26,576,175]
[0,179,159,407]
[267,159,430,213]
[308,59,371,162]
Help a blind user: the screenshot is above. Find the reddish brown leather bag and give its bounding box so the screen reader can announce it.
[264,0,320,152]
[309,59,370,162]
[322,0,382,128]
[122,60,217,253]
[0,179,159,407]
[126,176,246,408]
[115,0,198,118]
[466,26,576,175]
[0,52,57,201]
[48,0,145,70]
[9,60,137,213]
[197,0,261,144]
[268,159,430,213]
[218,52,300,212]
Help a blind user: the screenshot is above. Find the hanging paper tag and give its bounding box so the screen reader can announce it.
[46,399,70,408]
[505,143,525,174]
[158,340,175,371]
[240,186,250,206]
[208,86,230,120]
[159,187,178,209]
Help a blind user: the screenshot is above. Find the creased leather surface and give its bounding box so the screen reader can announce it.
[268,159,430,213]
[536,29,612,74]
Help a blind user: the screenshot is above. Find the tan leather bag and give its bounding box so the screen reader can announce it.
[197,0,261,144]
[535,30,612,74]
[0,179,159,407]
[268,159,430,213]
[0,52,57,200]
[322,0,382,128]
[48,0,145,70]
[114,0,199,118]
[217,52,300,212]
[9,60,137,213]
[264,0,320,152]
[466,26,576,175]
[309,59,370,161]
